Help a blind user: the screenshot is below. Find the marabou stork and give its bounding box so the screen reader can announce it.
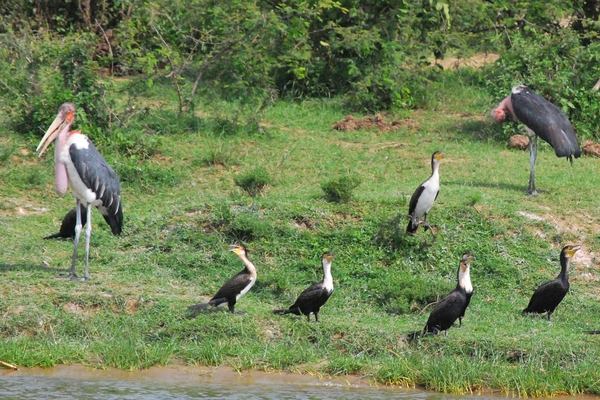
[523,245,579,321]
[187,243,257,314]
[491,85,581,195]
[273,252,334,322]
[406,151,443,235]
[37,103,123,280]
[408,252,473,340]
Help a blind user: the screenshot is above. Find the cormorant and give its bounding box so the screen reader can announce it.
[423,252,473,335]
[406,151,443,234]
[491,85,581,195]
[188,243,257,314]
[44,205,88,239]
[522,244,580,320]
[273,252,334,322]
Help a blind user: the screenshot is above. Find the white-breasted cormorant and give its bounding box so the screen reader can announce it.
[406,151,442,234]
[273,252,334,322]
[423,252,473,335]
[491,85,580,195]
[522,244,579,320]
[44,205,88,239]
[188,243,257,314]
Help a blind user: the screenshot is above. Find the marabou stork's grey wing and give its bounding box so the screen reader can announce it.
[70,139,123,235]
[511,89,581,160]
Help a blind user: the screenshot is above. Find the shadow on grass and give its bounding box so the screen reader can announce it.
[0,263,64,273]
[455,119,508,143]
[444,179,530,194]
[185,306,244,319]
[372,214,437,251]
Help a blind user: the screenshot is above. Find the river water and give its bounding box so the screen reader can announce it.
[0,364,510,399]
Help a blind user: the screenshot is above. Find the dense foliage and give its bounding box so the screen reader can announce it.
[1,0,599,138]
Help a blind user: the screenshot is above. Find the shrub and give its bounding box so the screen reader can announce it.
[321,175,361,203]
[234,166,272,197]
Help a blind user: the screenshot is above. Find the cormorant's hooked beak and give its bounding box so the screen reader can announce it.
[323,252,335,262]
[37,112,69,157]
[229,244,245,255]
[460,252,474,271]
[567,245,581,257]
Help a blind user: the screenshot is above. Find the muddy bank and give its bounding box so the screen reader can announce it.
[3,364,599,399]
[1,363,374,387]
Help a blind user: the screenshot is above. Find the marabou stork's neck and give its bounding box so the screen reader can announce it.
[457,257,472,294]
[491,95,517,123]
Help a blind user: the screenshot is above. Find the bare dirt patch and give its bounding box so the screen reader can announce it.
[516,210,600,279]
[333,114,411,132]
[432,53,499,70]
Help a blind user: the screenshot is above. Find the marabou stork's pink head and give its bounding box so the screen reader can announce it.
[36,103,76,157]
[490,107,507,123]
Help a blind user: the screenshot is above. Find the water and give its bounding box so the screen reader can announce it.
[0,364,502,399]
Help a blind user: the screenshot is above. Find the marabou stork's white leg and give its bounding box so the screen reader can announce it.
[64,199,83,279]
[83,205,93,280]
[527,129,538,196]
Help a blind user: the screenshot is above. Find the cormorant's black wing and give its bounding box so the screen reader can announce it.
[461,291,473,318]
[291,282,332,310]
[44,205,88,239]
[408,184,425,215]
[523,279,568,313]
[425,288,466,332]
[212,270,254,300]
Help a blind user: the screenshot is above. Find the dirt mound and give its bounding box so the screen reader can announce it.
[508,134,529,150]
[333,114,404,132]
[582,140,600,158]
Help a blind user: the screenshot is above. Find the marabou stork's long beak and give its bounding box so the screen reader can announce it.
[37,104,76,157]
[37,112,68,157]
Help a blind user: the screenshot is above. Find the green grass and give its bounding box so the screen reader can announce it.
[2,73,600,396]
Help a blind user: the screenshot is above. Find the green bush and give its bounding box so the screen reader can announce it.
[0,30,111,136]
[321,175,361,203]
[234,166,273,197]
